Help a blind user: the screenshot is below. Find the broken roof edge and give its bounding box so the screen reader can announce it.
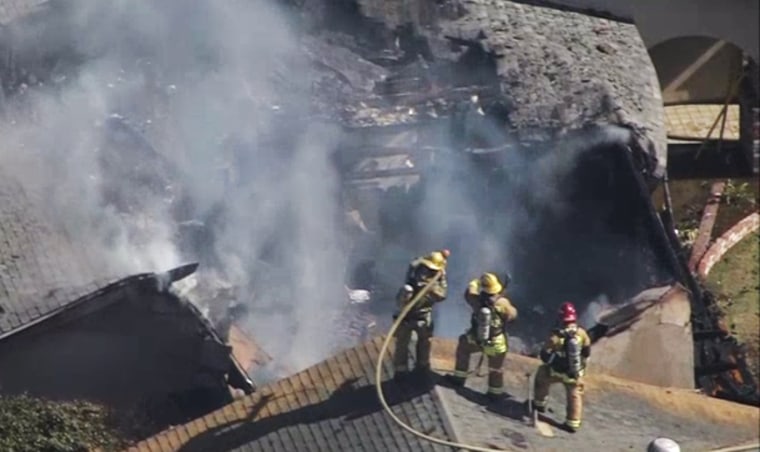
[0,264,197,342]
[504,0,635,23]
[0,261,255,393]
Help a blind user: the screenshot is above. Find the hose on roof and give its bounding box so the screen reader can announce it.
[374,275,760,452]
[374,271,506,452]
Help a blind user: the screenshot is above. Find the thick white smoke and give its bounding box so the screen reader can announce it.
[0,0,348,372]
[411,120,638,339]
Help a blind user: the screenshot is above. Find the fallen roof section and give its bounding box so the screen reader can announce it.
[132,337,759,451]
[589,284,695,389]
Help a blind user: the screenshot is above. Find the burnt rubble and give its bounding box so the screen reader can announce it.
[293,0,666,175]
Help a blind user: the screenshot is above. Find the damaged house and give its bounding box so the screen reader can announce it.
[0,0,756,422]
[0,173,254,431]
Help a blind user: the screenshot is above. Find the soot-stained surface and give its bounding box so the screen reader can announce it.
[503,144,674,338]
[363,142,677,345]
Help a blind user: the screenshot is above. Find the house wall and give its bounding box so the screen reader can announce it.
[0,283,232,411]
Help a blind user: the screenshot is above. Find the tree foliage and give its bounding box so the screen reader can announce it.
[0,394,126,452]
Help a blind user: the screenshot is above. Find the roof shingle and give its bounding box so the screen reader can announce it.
[129,336,456,452]
[0,172,118,336]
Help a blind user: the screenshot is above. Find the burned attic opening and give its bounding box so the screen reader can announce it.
[345,125,677,348]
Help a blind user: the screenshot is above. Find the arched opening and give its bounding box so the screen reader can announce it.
[648,36,758,178]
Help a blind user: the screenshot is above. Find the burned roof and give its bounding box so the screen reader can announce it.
[301,0,667,175]
[128,336,456,452]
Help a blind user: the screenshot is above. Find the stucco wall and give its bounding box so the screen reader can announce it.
[0,285,232,410]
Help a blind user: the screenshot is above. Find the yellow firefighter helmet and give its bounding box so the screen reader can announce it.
[479,272,503,295]
[419,249,449,271]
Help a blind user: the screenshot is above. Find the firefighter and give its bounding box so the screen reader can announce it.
[446,272,517,400]
[533,301,592,433]
[393,249,450,378]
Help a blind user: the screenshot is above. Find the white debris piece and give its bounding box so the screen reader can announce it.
[348,289,371,304]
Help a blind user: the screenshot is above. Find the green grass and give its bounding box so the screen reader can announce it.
[706,230,760,380]
[0,395,128,452]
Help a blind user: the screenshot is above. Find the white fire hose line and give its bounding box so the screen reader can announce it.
[374,271,509,452]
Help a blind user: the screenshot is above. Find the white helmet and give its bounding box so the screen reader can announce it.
[647,438,681,452]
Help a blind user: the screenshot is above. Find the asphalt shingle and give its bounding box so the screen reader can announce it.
[0,172,115,337]
[129,336,457,452]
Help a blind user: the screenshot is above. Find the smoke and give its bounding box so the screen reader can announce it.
[391,116,665,340]
[0,0,349,371]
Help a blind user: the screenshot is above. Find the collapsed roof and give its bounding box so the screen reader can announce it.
[1,0,667,177]
[296,0,667,177]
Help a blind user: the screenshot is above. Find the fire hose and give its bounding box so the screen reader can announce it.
[374,271,508,452]
[374,274,759,452]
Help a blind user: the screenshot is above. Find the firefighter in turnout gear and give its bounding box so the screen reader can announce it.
[393,249,449,378]
[447,272,517,399]
[533,301,592,432]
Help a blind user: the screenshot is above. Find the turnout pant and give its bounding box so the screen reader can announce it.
[393,315,433,373]
[533,364,584,429]
[453,333,507,395]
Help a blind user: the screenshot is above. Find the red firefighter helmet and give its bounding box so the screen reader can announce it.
[559,302,577,323]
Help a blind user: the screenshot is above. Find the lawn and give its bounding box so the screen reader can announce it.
[654,177,759,380]
[706,230,760,380]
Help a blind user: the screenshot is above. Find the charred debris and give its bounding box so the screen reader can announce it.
[0,0,757,407]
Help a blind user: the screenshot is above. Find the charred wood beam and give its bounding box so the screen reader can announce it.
[345,166,421,180]
[693,330,730,340]
[695,362,740,376]
[337,145,446,158]
[667,141,753,179]
[623,144,759,404]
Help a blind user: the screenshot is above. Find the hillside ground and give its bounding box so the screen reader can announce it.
[656,176,759,381]
[707,230,760,380]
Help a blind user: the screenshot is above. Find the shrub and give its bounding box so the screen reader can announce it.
[0,394,127,452]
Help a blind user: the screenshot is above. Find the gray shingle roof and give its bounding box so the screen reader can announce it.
[131,337,760,451]
[129,336,457,452]
[0,172,114,335]
[435,351,759,451]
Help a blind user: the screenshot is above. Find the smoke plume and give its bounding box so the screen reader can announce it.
[0,0,348,372]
